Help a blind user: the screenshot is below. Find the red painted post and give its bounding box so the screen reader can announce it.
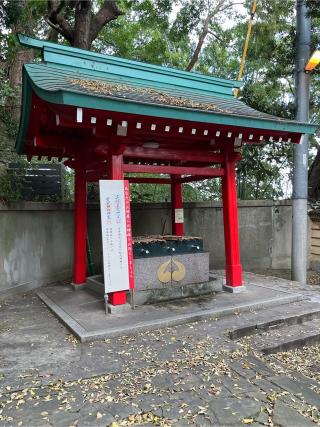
[171,175,184,236]
[108,153,127,305]
[73,165,87,285]
[222,149,243,289]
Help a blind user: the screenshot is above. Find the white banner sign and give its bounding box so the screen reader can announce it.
[99,180,134,294]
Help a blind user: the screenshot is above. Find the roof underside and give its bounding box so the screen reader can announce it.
[16,35,317,163]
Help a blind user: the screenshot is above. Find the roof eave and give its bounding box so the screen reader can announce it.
[16,76,316,155]
[59,89,316,135]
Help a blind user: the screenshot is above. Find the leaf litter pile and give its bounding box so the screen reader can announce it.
[265,344,320,387]
[68,77,233,114]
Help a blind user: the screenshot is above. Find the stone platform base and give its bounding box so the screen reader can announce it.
[223,284,246,293]
[86,274,221,305]
[107,302,131,314]
[36,276,305,342]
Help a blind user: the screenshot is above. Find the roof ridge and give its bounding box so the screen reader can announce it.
[17,34,241,98]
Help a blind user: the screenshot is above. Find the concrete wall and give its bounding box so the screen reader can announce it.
[0,200,305,298]
[134,200,299,271]
[0,202,74,298]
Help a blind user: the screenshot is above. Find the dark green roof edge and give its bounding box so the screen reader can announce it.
[16,71,32,154]
[57,90,318,134]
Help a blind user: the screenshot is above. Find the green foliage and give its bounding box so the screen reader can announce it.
[0,69,14,100]
[96,0,191,68]
[306,0,320,19]
[0,69,18,139]
[63,168,75,202]
[0,159,28,203]
[0,172,22,202]
[1,0,320,202]
[129,177,222,203]
[130,183,170,202]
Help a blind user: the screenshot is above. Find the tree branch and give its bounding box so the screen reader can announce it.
[185,0,230,71]
[90,0,124,44]
[285,78,294,97]
[47,0,74,44]
[186,12,211,71]
[310,138,320,150]
[218,1,244,13]
[208,30,223,42]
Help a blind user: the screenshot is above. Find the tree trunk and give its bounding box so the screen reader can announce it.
[186,12,211,71]
[185,0,235,72]
[47,0,123,50]
[7,49,34,121]
[47,28,59,43]
[308,149,320,200]
[73,1,92,49]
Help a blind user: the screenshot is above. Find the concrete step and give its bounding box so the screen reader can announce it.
[236,317,320,354]
[229,300,320,339]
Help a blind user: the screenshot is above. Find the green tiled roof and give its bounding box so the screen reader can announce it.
[16,35,317,154]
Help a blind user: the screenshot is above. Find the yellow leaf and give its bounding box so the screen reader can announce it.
[243,418,254,424]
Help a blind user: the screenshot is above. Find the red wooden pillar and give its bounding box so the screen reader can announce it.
[73,165,87,285]
[108,153,127,305]
[171,175,184,236]
[222,149,243,290]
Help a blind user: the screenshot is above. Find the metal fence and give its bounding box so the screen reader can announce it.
[8,163,64,200]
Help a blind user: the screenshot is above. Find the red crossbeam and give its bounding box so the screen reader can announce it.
[123,164,224,177]
[127,177,172,184]
[123,147,223,163]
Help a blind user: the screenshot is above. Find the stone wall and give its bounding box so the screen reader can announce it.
[0,200,306,297]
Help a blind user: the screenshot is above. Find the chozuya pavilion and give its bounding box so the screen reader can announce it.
[16,35,316,307]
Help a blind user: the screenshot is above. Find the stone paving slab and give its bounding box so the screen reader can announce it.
[272,401,316,427]
[2,273,320,426]
[36,278,304,342]
[229,300,320,339]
